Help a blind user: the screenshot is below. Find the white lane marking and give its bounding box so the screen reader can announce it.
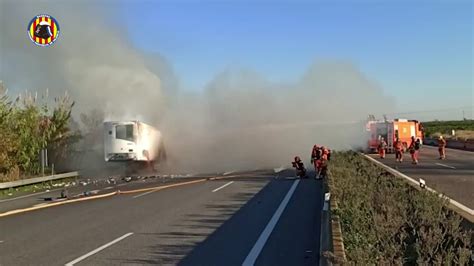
[435,163,456,169]
[212,181,234,192]
[273,167,286,173]
[242,179,300,266]
[132,189,160,199]
[65,232,133,266]
[104,186,114,190]
[33,203,49,207]
[323,202,328,211]
[223,171,235,176]
[0,189,63,203]
[0,240,4,243]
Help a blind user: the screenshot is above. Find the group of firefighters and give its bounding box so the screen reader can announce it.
[377,135,447,164]
[292,135,449,177]
[292,145,331,179]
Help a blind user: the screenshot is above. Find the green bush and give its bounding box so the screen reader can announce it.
[0,91,79,181]
[329,151,472,264]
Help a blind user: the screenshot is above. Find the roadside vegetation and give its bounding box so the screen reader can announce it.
[328,151,472,264]
[423,120,474,140]
[0,88,79,182]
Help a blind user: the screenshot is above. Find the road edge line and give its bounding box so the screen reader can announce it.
[362,154,474,223]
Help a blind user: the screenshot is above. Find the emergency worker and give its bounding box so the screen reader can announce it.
[378,137,387,159]
[438,136,446,160]
[394,137,403,163]
[408,136,421,164]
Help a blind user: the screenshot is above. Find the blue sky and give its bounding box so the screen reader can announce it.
[118,0,473,114]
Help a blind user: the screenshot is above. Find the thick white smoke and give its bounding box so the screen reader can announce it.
[161,65,395,172]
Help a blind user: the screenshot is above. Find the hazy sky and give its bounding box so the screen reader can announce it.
[119,0,473,118]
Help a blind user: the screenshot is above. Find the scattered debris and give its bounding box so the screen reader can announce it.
[83,190,100,196]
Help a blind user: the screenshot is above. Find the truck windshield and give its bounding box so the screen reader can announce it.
[115,124,134,142]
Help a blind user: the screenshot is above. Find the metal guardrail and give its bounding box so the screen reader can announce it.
[0,172,79,189]
[363,154,474,223]
[424,138,474,151]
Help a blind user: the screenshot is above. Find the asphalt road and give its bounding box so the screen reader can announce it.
[0,170,323,266]
[368,145,474,209]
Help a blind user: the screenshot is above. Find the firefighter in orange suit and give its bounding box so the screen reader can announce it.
[438,136,446,160]
[394,138,403,163]
[378,137,387,159]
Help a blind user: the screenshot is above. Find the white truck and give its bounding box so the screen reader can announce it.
[103,120,166,163]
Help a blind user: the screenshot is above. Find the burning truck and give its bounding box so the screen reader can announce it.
[103,121,166,166]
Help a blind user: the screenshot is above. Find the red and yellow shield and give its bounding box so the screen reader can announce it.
[27,14,60,47]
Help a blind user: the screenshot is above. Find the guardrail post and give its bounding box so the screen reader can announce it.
[41,149,45,176]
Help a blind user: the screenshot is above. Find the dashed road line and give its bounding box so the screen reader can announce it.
[223,171,235,176]
[132,189,159,199]
[435,163,456,169]
[65,232,133,266]
[212,181,234,192]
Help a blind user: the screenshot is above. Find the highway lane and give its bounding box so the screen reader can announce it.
[0,170,323,266]
[368,145,474,209]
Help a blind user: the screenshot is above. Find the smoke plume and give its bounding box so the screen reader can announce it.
[162,65,395,172]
